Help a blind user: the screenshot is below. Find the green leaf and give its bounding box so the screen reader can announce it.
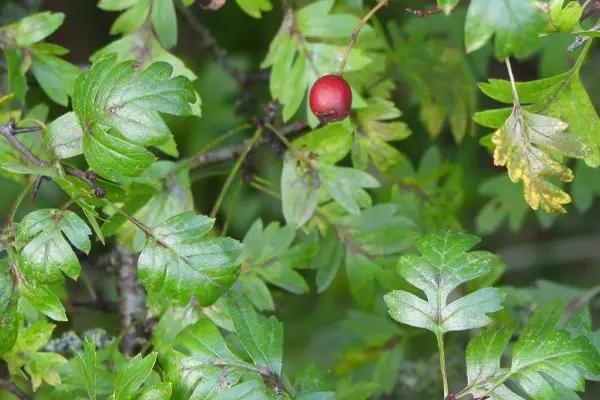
[5,48,28,101]
[74,339,97,400]
[465,0,545,59]
[228,298,283,376]
[293,123,352,165]
[138,211,242,306]
[107,161,194,250]
[21,284,67,321]
[476,174,529,235]
[113,352,157,400]
[240,220,311,307]
[16,209,92,283]
[281,153,320,228]
[571,160,600,213]
[72,55,197,179]
[110,0,150,35]
[91,32,197,80]
[547,0,582,33]
[45,112,84,159]
[4,321,67,390]
[478,65,600,167]
[346,251,381,308]
[241,274,274,311]
[0,260,18,355]
[353,98,411,170]
[384,231,504,336]
[491,106,591,213]
[438,0,460,15]
[152,0,178,49]
[320,165,379,215]
[98,0,139,11]
[465,302,600,400]
[178,317,244,366]
[236,0,273,18]
[30,52,80,106]
[313,230,344,293]
[0,12,65,47]
[138,383,172,400]
[389,28,477,143]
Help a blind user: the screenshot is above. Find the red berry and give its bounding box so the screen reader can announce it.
[309,75,352,123]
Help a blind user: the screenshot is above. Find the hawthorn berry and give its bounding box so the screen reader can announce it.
[309,74,352,123]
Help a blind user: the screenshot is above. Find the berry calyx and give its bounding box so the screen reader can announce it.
[309,75,352,123]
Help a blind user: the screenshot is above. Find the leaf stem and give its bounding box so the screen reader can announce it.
[436,333,449,398]
[337,0,388,75]
[504,58,520,107]
[210,128,262,218]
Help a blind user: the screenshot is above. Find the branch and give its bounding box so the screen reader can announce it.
[113,246,147,357]
[0,378,29,400]
[0,120,105,197]
[187,121,308,169]
[0,119,47,167]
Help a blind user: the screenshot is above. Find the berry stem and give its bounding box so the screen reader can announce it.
[337,0,388,76]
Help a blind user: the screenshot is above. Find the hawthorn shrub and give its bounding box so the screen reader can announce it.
[0,0,600,399]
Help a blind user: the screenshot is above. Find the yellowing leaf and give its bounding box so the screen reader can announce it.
[492,107,591,213]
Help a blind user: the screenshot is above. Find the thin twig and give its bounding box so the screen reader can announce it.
[210,128,262,218]
[0,378,29,400]
[187,121,308,169]
[338,0,388,75]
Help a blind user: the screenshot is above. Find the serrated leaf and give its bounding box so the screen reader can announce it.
[74,339,97,400]
[384,231,504,336]
[353,98,411,170]
[91,32,197,80]
[113,352,157,400]
[45,112,83,159]
[16,209,91,283]
[465,0,545,59]
[72,55,196,179]
[320,165,379,215]
[465,302,600,400]
[4,321,67,390]
[492,106,591,213]
[228,299,283,376]
[389,31,476,143]
[478,65,600,167]
[0,12,64,47]
[281,153,320,228]
[138,211,242,306]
